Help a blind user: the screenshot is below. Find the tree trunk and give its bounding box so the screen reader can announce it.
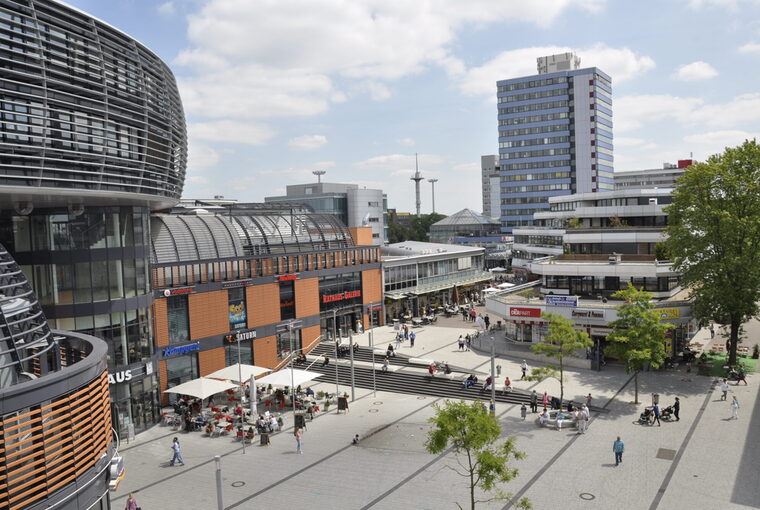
[467,450,476,510]
[728,316,740,367]
[559,361,564,407]
[634,370,639,404]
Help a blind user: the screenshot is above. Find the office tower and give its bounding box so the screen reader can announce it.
[497,52,613,233]
[481,155,500,219]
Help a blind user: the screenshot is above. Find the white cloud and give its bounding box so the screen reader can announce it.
[683,130,760,158]
[356,153,445,172]
[689,93,760,128]
[397,137,416,146]
[288,134,327,150]
[188,120,276,145]
[614,94,704,132]
[457,43,654,96]
[175,0,608,119]
[687,0,757,8]
[672,61,718,81]
[186,142,220,172]
[157,1,175,15]
[739,42,760,54]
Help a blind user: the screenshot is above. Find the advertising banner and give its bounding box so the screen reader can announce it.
[229,300,247,329]
[509,307,542,318]
[546,295,578,307]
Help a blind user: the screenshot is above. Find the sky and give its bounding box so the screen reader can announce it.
[66,0,760,216]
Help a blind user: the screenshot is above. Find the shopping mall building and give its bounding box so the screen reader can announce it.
[0,0,186,441]
[149,203,382,405]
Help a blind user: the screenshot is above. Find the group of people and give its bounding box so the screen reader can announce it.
[720,379,742,419]
[457,334,472,351]
[394,324,417,348]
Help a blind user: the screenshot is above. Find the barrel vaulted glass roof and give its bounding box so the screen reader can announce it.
[151,206,355,264]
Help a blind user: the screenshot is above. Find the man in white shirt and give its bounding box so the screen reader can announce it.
[720,379,729,401]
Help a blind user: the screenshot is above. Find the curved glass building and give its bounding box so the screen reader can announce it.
[0,241,113,510]
[0,0,187,438]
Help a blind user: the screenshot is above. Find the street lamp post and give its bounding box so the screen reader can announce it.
[370,309,376,397]
[332,309,340,397]
[289,323,297,422]
[348,325,356,402]
[236,337,245,454]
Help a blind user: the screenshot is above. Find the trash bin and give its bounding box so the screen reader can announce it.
[294,413,306,429]
[259,433,270,446]
[652,393,660,405]
[393,319,400,331]
[496,365,502,377]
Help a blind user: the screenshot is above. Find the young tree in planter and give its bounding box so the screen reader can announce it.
[425,400,530,510]
[604,283,674,404]
[526,312,592,407]
[665,140,760,367]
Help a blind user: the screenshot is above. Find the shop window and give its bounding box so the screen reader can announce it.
[166,353,199,390]
[228,287,247,330]
[225,339,253,366]
[277,329,302,360]
[279,280,295,320]
[167,295,190,344]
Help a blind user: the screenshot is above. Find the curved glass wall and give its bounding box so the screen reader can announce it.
[0,0,187,203]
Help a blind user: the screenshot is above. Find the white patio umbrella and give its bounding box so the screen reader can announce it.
[163,377,237,400]
[497,282,515,289]
[489,266,507,272]
[206,363,270,383]
[482,287,500,293]
[256,368,322,388]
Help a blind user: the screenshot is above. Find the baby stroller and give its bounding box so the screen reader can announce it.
[660,405,676,421]
[638,407,654,425]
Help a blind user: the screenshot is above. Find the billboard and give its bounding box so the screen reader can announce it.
[509,307,542,318]
[546,295,578,307]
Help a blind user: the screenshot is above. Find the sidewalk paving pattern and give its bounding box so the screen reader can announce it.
[111,312,760,510]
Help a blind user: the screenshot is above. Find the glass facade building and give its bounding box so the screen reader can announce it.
[0,0,187,439]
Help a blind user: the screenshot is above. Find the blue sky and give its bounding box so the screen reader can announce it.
[66,0,760,215]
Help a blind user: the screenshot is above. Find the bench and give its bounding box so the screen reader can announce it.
[536,410,577,430]
[408,358,435,366]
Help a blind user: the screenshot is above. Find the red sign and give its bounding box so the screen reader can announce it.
[322,290,361,304]
[509,307,541,318]
[277,274,298,281]
[163,287,194,297]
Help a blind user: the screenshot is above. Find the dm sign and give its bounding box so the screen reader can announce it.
[546,295,578,307]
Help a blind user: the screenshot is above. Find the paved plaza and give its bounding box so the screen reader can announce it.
[111,315,760,510]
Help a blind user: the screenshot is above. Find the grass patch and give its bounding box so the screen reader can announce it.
[696,353,757,377]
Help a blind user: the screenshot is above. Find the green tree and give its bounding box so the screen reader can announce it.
[527,312,593,406]
[665,140,760,366]
[388,221,413,243]
[426,400,530,510]
[604,283,674,404]
[411,213,446,241]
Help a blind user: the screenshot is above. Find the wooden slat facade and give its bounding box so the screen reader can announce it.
[0,371,112,510]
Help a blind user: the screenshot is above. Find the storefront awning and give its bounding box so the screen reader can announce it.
[384,272,491,300]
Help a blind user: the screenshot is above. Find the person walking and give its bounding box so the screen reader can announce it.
[720,379,729,400]
[458,335,465,351]
[542,391,549,409]
[520,360,528,379]
[409,331,416,347]
[586,393,593,407]
[673,397,680,421]
[530,390,538,413]
[652,404,662,426]
[465,335,471,352]
[484,315,490,330]
[294,427,303,454]
[169,437,184,466]
[613,436,625,466]
[730,396,740,419]
[382,356,389,373]
[125,493,139,510]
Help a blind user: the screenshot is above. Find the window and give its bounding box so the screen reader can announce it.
[228,287,247,330]
[225,340,253,366]
[167,295,190,344]
[279,280,295,320]
[277,329,302,360]
[166,354,198,389]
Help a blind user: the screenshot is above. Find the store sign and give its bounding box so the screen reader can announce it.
[277,274,299,282]
[226,329,257,343]
[108,369,133,385]
[223,279,251,289]
[163,287,194,297]
[590,327,611,336]
[571,309,605,319]
[322,290,361,304]
[546,295,578,307]
[162,343,200,357]
[509,307,541,318]
[366,304,382,312]
[657,308,680,320]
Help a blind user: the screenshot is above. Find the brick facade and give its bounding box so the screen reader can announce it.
[189,290,229,340]
[199,348,225,376]
[295,278,319,318]
[253,335,278,369]
[301,324,321,351]
[247,283,280,327]
[154,298,169,347]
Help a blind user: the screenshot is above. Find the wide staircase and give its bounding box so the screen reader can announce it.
[304,342,606,413]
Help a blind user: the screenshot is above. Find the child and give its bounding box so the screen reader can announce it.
[520,404,527,420]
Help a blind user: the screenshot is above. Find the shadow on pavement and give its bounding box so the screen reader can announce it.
[731,383,760,507]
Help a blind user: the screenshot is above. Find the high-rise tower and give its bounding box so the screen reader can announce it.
[411,153,424,215]
[497,52,613,233]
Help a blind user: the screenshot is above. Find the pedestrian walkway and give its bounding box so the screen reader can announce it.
[110,320,760,510]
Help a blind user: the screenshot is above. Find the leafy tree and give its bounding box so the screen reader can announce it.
[665,140,760,366]
[411,213,446,241]
[426,400,530,510]
[527,312,592,406]
[604,283,674,404]
[388,221,413,243]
